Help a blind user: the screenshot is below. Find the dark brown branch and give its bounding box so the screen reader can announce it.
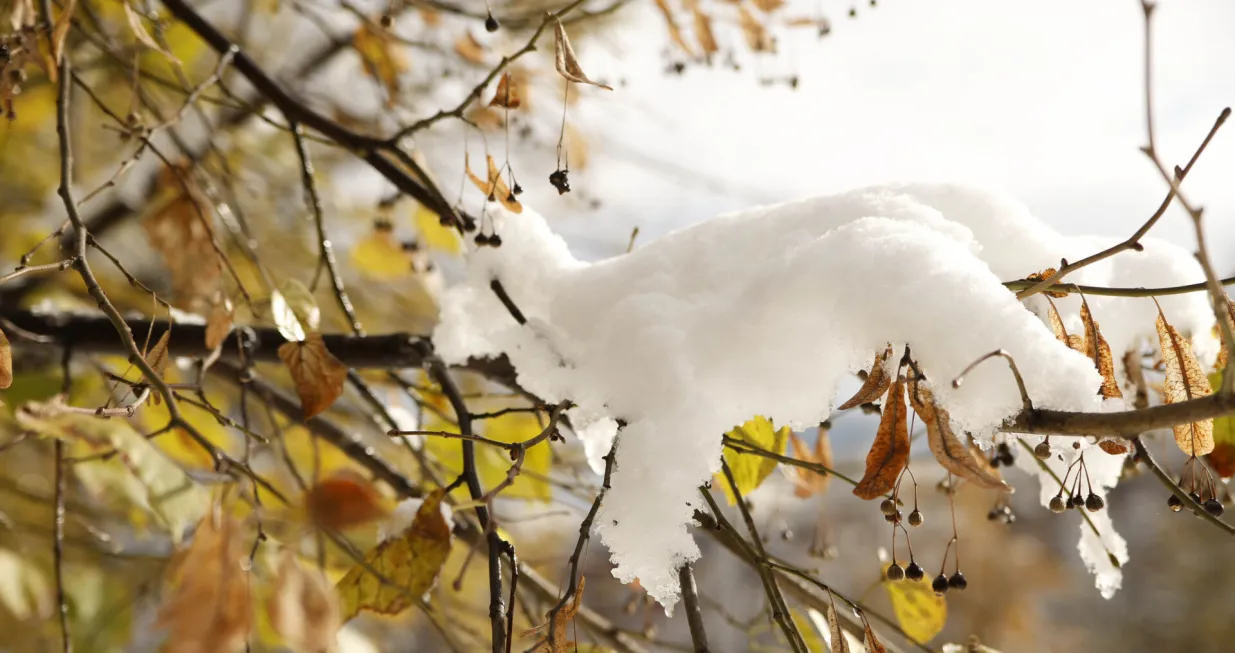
[1005,392,1235,437]
[678,563,710,653]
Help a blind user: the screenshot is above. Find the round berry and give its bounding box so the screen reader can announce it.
[879,498,897,516]
[1049,495,1066,513]
[907,509,924,527]
[1167,494,1184,512]
[1204,498,1224,517]
[905,561,925,582]
[474,233,491,246]
[931,574,949,594]
[512,183,524,195]
[1034,441,1052,460]
[886,563,905,581]
[489,234,503,247]
[948,571,968,590]
[485,13,500,32]
[1085,493,1105,513]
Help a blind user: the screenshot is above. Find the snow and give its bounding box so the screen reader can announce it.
[433,183,1213,607]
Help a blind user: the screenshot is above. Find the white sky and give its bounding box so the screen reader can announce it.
[542,0,1235,268]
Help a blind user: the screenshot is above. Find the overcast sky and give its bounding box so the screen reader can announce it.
[538,0,1235,268]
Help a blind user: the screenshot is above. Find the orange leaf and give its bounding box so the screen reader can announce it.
[278,332,348,418]
[304,471,390,531]
[1208,442,1235,478]
[787,430,832,498]
[752,0,785,12]
[1080,297,1121,399]
[489,72,521,108]
[1097,438,1131,456]
[0,326,11,390]
[144,165,223,307]
[1044,296,1070,346]
[156,511,252,653]
[454,31,487,65]
[863,617,889,653]
[838,345,894,410]
[205,298,234,350]
[553,17,613,90]
[692,8,718,56]
[1155,303,1214,456]
[907,375,1010,492]
[853,377,909,499]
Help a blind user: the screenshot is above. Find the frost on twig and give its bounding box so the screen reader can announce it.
[434,183,1215,606]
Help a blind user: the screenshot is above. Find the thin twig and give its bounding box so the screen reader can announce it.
[1003,274,1235,298]
[953,349,1032,411]
[678,563,710,653]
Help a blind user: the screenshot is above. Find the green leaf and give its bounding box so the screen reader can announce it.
[717,415,789,505]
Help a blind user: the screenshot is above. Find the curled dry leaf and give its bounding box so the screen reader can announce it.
[336,489,452,621]
[524,577,585,653]
[0,326,11,390]
[144,165,223,309]
[553,17,614,90]
[1215,294,1235,370]
[145,329,172,405]
[205,298,234,350]
[1080,297,1121,399]
[278,332,349,419]
[156,511,252,653]
[304,470,391,531]
[268,549,340,652]
[464,152,523,213]
[489,72,521,109]
[1155,304,1214,456]
[752,0,786,12]
[1025,267,1068,298]
[826,594,851,653]
[838,345,894,410]
[853,377,909,500]
[863,617,890,653]
[787,429,832,498]
[1097,437,1131,456]
[653,0,696,57]
[907,376,1010,492]
[122,1,180,64]
[692,7,718,56]
[738,5,774,52]
[453,31,487,65]
[1044,296,1070,346]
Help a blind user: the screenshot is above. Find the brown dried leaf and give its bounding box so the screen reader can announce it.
[50,0,76,66]
[1044,296,1069,345]
[907,376,1010,492]
[123,1,180,64]
[838,345,894,410]
[1066,333,1084,353]
[524,577,585,652]
[1156,306,1214,456]
[464,152,523,212]
[144,329,171,405]
[787,429,833,498]
[1025,267,1068,298]
[752,0,785,12]
[1215,294,1235,370]
[489,72,522,109]
[1097,438,1131,456]
[1080,297,1121,399]
[204,299,234,350]
[863,619,889,653]
[304,470,390,531]
[827,595,850,653]
[553,17,613,90]
[853,377,909,499]
[0,326,11,390]
[144,166,223,308]
[267,549,340,652]
[156,512,252,653]
[454,31,487,65]
[692,8,718,55]
[464,105,506,131]
[738,5,774,52]
[278,332,348,419]
[653,0,696,56]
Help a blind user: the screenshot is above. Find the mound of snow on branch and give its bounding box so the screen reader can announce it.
[434,184,1214,607]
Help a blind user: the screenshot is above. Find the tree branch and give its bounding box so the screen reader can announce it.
[678,563,710,653]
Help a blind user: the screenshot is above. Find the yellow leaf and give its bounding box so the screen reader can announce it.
[140,395,233,470]
[337,489,452,621]
[278,332,348,419]
[883,564,947,644]
[122,1,179,63]
[853,378,909,500]
[1155,304,1214,456]
[717,415,789,505]
[0,548,51,620]
[351,226,411,280]
[354,23,407,105]
[790,609,826,653]
[412,203,462,254]
[267,549,340,652]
